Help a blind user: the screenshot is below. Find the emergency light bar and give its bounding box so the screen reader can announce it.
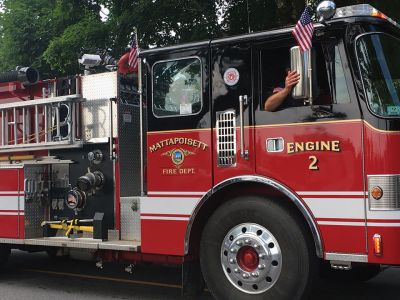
[333,4,400,29]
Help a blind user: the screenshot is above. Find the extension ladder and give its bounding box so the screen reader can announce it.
[0,94,84,152]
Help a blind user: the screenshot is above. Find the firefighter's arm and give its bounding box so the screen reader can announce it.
[264,71,300,112]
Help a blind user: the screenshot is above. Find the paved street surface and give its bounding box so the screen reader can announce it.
[0,250,399,300]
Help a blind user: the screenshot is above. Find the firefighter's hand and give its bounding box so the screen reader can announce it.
[284,71,300,93]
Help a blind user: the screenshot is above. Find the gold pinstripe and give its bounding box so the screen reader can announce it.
[147,128,210,135]
[254,119,362,128]
[364,121,400,134]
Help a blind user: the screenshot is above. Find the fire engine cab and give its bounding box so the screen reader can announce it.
[0,2,398,299]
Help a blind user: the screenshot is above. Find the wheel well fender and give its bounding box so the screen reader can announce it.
[184,176,323,258]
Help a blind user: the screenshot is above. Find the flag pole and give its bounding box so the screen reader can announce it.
[134,27,139,51]
[246,0,251,33]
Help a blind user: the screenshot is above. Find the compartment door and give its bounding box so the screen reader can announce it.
[0,168,22,239]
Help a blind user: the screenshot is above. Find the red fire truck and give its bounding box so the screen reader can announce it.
[0,2,398,299]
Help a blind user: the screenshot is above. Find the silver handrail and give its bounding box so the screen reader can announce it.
[139,57,144,196]
[239,95,249,160]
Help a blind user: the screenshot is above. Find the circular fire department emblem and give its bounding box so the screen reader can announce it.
[162,148,195,168]
[172,149,185,165]
[223,68,240,86]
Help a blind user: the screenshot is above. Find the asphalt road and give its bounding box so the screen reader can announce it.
[0,250,399,300]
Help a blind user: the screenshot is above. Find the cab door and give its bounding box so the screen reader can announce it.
[253,38,366,255]
[211,41,255,184]
[143,47,213,255]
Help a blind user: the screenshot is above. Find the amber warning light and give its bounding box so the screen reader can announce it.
[334,4,400,30]
[373,234,382,256]
[371,186,383,200]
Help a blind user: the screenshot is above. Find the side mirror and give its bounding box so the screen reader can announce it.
[290,46,312,102]
[316,1,336,22]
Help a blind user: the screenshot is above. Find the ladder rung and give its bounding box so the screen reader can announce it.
[13,108,17,145]
[44,105,48,143]
[35,105,39,144]
[22,107,25,144]
[1,110,4,146]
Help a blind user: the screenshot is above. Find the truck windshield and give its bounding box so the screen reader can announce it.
[356,33,400,117]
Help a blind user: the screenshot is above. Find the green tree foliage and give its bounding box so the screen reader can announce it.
[219,0,400,35]
[0,0,399,77]
[103,0,220,55]
[0,0,108,77]
[43,16,109,75]
[0,0,55,74]
[218,0,308,35]
[0,0,220,76]
[43,1,109,75]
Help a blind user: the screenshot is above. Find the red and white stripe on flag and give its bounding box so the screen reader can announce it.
[128,46,138,72]
[292,7,314,52]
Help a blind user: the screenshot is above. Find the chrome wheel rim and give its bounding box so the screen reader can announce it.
[220,223,282,294]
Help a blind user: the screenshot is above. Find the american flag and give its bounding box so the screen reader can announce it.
[128,33,138,72]
[292,7,314,52]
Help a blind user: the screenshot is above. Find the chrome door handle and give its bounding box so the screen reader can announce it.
[239,95,249,160]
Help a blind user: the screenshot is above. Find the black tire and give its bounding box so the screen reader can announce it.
[320,263,381,283]
[200,196,317,300]
[0,246,10,267]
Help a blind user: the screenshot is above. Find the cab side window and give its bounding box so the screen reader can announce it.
[260,41,350,111]
[152,57,202,117]
[260,46,295,111]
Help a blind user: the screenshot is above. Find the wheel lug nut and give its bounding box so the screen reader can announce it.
[259,253,266,259]
[236,240,243,246]
[242,273,250,279]
[258,264,266,270]
[251,272,259,278]
[229,258,236,264]
[245,239,251,245]
[230,248,237,253]
[254,244,260,249]
[234,268,240,273]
